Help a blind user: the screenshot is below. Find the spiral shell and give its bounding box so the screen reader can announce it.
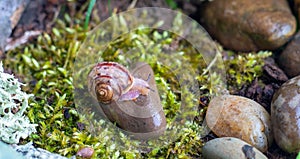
[95,83,113,103]
[88,62,134,103]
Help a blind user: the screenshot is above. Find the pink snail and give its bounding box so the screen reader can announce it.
[88,62,166,139]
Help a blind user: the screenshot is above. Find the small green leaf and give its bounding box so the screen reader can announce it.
[296,152,300,159]
[52,28,61,38]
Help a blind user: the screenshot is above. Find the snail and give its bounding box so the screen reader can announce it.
[88,62,166,140]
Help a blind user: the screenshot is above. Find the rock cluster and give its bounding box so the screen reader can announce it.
[201,0,300,156]
[205,75,300,156]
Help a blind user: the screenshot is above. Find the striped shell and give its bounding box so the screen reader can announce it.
[88,62,134,103]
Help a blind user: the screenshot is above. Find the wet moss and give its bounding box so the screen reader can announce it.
[3,5,271,158]
[224,50,272,93]
[4,12,207,158]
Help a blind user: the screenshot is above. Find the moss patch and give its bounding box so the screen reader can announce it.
[3,5,271,158]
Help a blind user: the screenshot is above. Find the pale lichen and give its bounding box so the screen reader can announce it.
[0,62,37,144]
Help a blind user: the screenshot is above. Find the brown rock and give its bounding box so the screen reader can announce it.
[205,95,273,152]
[277,31,300,78]
[271,75,300,153]
[200,0,296,52]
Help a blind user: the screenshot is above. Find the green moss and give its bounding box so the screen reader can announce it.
[4,16,86,156]
[224,50,272,93]
[3,3,271,158]
[3,9,208,158]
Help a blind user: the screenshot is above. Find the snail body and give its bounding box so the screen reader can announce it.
[88,62,166,139]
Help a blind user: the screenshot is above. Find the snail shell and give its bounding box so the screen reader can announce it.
[88,62,135,103]
[88,62,166,139]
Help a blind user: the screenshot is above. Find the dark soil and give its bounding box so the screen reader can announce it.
[11,0,62,38]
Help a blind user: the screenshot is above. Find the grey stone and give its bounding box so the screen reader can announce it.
[203,137,268,159]
[0,141,23,159]
[0,0,29,51]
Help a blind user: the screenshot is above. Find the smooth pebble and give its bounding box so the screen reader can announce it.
[205,95,272,152]
[200,0,296,51]
[278,31,300,77]
[203,137,268,159]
